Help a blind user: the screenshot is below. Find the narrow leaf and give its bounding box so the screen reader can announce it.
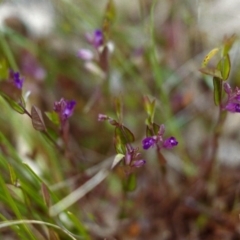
[114,96,122,122]
[223,34,236,56]
[45,111,60,126]
[111,154,124,169]
[102,0,116,41]
[2,94,25,114]
[31,106,46,131]
[217,54,231,80]
[201,48,219,67]
[123,173,136,192]
[41,183,51,208]
[213,77,222,106]
[0,59,8,80]
[199,67,222,79]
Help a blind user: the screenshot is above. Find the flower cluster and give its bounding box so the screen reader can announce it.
[142,124,178,151]
[9,70,24,89]
[54,98,76,125]
[125,145,146,168]
[222,83,240,113]
[77,29,104,61]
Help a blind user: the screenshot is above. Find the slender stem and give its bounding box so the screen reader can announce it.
[0,31,18,71]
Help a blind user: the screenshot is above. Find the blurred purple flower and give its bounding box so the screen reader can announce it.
[86,29,104,49]
[142,124,178,151]
[54,98,76,123]
[223,83,240,113]
[21,51,46,81]
[9,70,24,89]
[142,137,156,150]
[132,159,146,168]
[77,49,94,61]
[163,137,178,149]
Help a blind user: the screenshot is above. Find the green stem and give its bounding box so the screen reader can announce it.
[0,32,18,71]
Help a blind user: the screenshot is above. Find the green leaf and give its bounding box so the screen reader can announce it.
[0,59,8,80]
[201,48,219,67]
[213,77,222,106]
[8,164,17,185]
[153,123,160,135]
[67,212,90,240]
[222,34,236,56]
[114,126,134,154]
[1,94,25,114]
[217,54,231,80]
[114,96,122,122]
[143,96,155,121]
[102,0,116,42]
[111,154,124,169]
[45,111,60,126]
[123,173,136,192]
[41,183,51,208]
[31,106,46,131]
[199,67,222,79]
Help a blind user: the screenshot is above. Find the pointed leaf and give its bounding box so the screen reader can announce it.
[153,123,160,135]
[217,54,231,80]
[213,77,222,106]
[8,164,17,185]
[111,154,124,169]
[0,59,8,80]
[41,183,51,208]
[201,48,219,67]
[1,94,25,114]
[199,67,222,79]
[114,96,122,122]
[102,0,116,41]
[31,106,46,131]
[223,35,236,56]
[123,173,136,192]
[45,111,60,126]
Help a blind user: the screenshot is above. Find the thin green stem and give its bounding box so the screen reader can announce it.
[0,31,18,71]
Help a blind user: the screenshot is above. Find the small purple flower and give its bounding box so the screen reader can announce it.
[163,137,178,149]
[9,70,24,89]
[54,98,76,122]
[86,29,104,49]
[223,83,240,113]
[132,159,146,168]
[77,49,94,61]
[142,137,156,150]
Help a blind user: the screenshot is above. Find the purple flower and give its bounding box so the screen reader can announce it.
[223,83,240,113]
[9,70,24,89]
[142,137,156,150]
[132,159,146,168]
[142,125,178,151]
[54,98,76,123]
[77,49,94,61]
[86,29,104,49]
[21,51,46,80]
[163,137,178,149]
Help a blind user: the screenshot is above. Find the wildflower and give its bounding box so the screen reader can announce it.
[125,145,146,168]
[223,83,240,113]
[9,70,24,89]
[21,51,46,80]
[54,98,76,123]
[142,137,156,150]
[77,49,94,61]
[132,159,146,168]
[163,137,178,149]
[142,124,178,151]
[86,29,104,49]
